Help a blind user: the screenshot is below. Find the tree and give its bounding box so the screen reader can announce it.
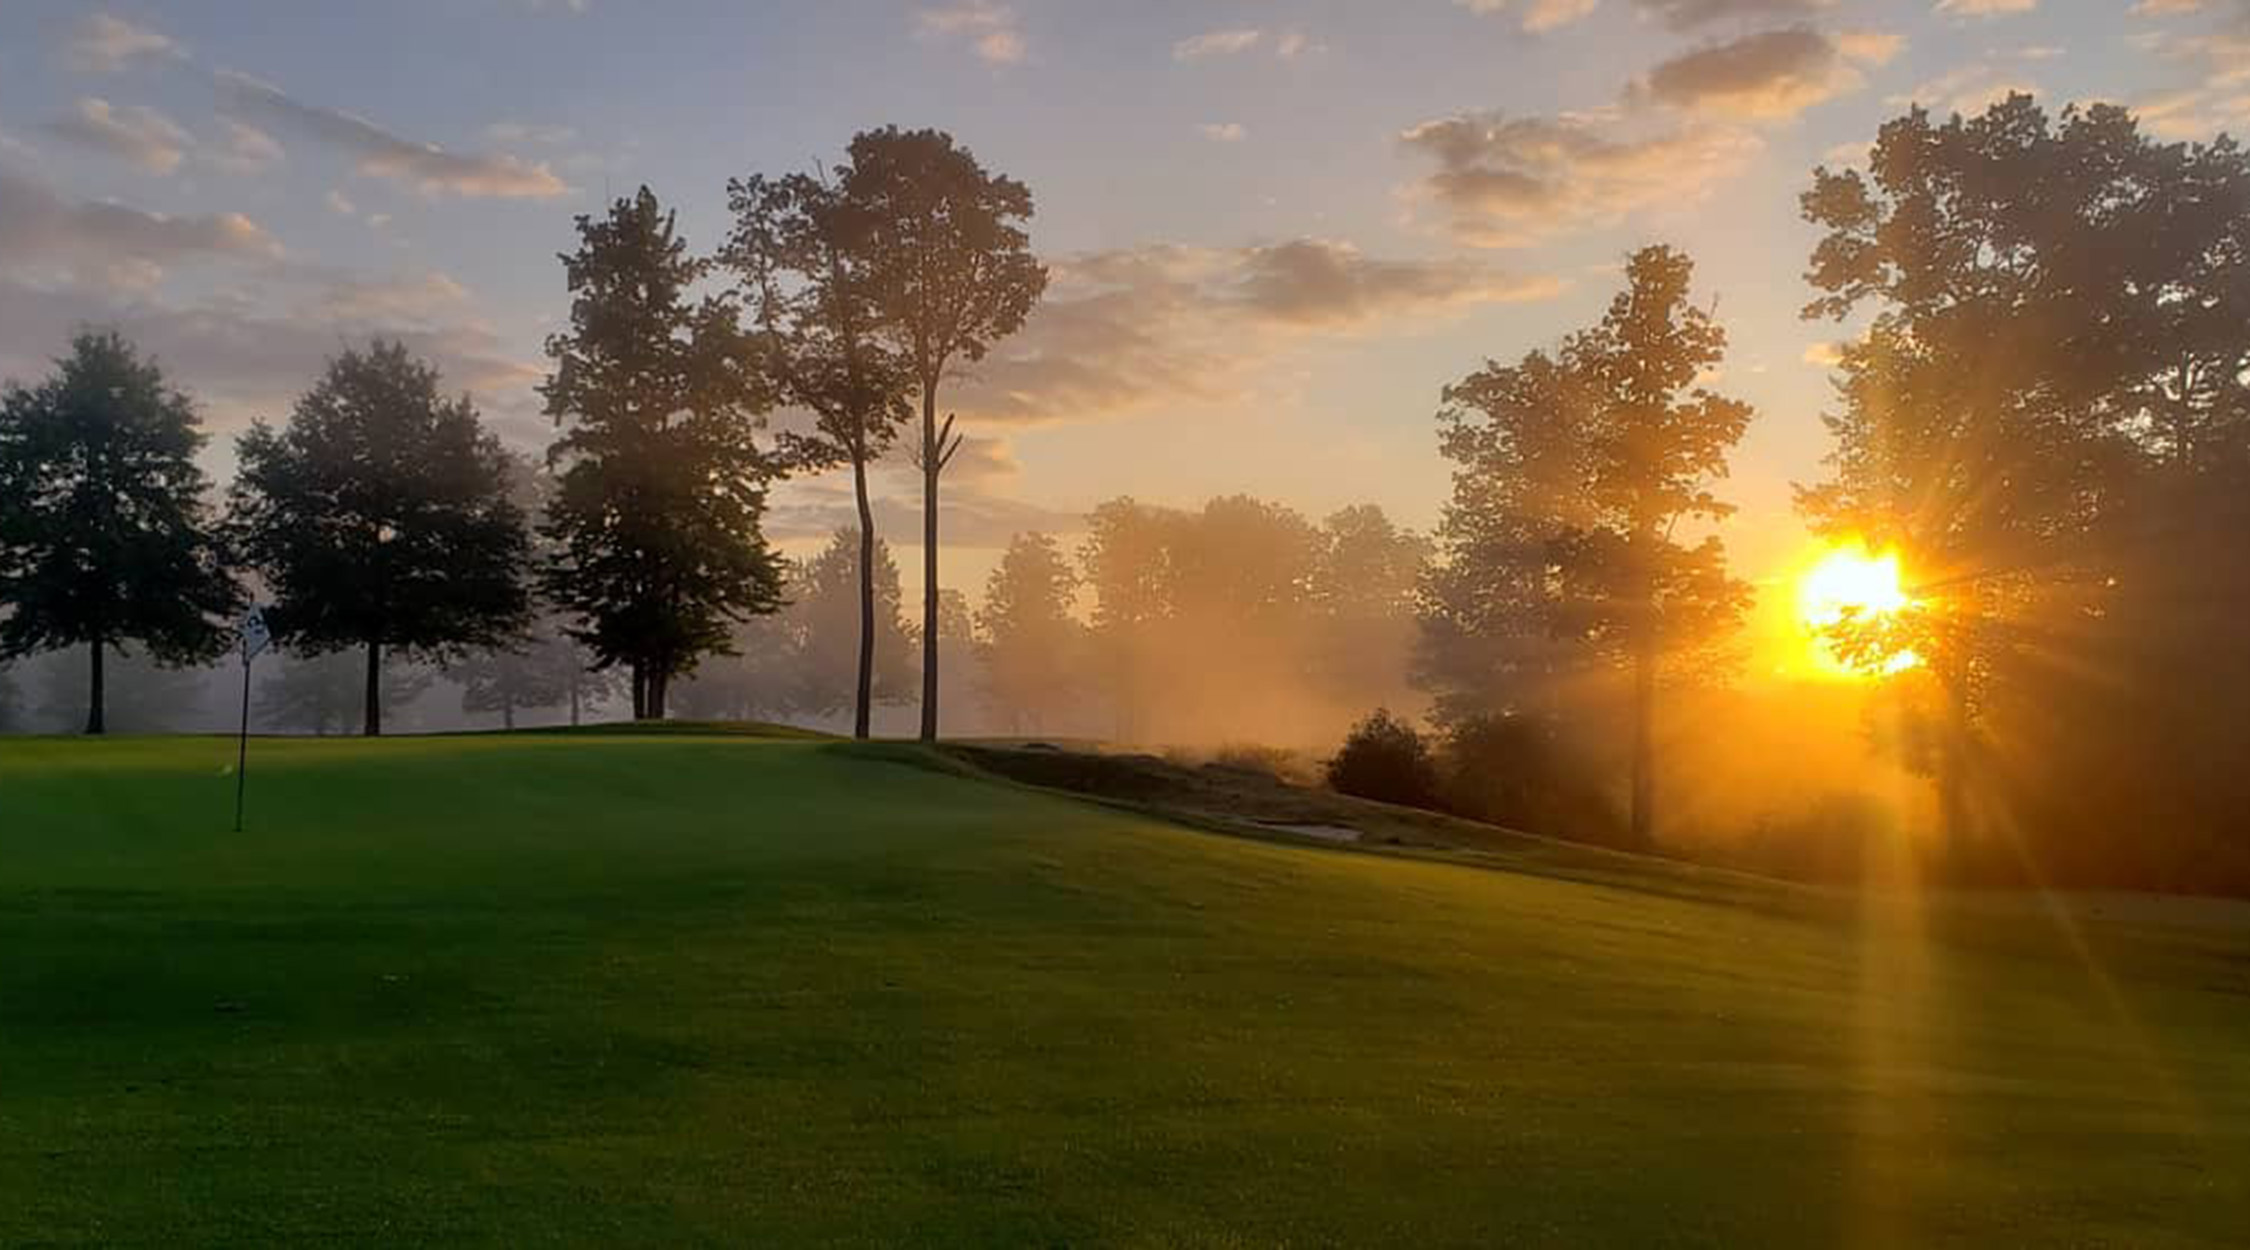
[1326,709,1440,809]
[1312,506,1432,720]
[258,648,435,736]
[0,330,240,734]
[844,127,1047,741]
[542,187,788,721]
[727,168,912,739]
[448,629,576,730]
[794,529,914,718]
[1424,247,1751,846]
[1078,498,1183,742]
[230,341,531,737]
[671,565,810,724]
[1800,95,2250,877]
[977,533,1083,733]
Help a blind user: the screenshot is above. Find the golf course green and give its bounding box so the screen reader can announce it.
[2,731,2245,1245]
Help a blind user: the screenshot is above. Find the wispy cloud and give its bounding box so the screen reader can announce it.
[917,2,1027,65]
[62,13,182,73]
[45,98,192,174]
[217,70,569,199]
[1398,110,1762,247]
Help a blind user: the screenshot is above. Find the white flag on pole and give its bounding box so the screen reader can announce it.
[240,606,271,663]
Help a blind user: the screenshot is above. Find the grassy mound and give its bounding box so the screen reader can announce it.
[1,732,2245,1245]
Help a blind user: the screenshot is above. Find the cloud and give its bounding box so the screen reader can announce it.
[765,474,1081,549]
[2127,8,2250,137]
[1200,122,1248,143]
[216,70,569,198]
[1451,0,1604,32]
[45,97,192,174]
[1227,239,1564,326]
[483,120,579,145]
[1175,28,1265,59]
[1834,29,1907,66]
[1397,109,1762,247]
[917,2,1028,65]
[63,13,181,73]
[1635,0,1838,28]
[1451,0,1602,31]
[1934,0,2037,16]
[1803,340,1846,367]
[0,275,540,438]
[946,240,1562,426]
[1635,27,1885,120]
[0,169,282,288]
[1889,61,2040,116]
[1457,0,1841,32]
[214,120,283,172]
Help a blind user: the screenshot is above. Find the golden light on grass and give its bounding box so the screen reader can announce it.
[1798,543,1921,678]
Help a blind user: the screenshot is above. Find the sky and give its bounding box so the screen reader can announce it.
[1,0,2239,606]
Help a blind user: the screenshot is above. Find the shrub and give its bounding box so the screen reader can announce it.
[1440,713,1626,847]
[1325,709,1441,807]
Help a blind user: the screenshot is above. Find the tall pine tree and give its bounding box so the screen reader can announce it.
[542,187,787,720]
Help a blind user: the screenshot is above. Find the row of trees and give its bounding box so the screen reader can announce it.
[1404,94,2250,888]
[0,126,1045,739]
[672,497,1430,746]
[1797,96,2250,888]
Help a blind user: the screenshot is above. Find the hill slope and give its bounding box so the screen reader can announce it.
[1,732,2245,1246]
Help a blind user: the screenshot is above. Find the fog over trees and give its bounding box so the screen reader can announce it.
[6,97,2250,891]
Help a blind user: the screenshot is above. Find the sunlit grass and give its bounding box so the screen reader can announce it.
[1,733,2245,1244]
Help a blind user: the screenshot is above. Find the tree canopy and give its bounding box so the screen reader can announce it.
[0,330,240,733]
[541,186,788,720]
[229,340,531,736]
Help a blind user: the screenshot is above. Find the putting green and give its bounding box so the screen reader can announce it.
[1,732,2245,1245]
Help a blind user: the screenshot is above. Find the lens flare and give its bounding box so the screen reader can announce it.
[1798,545,1921,677]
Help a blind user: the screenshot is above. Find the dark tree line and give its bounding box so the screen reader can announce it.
[0,125,1042,741]
[1796,95,2250,890]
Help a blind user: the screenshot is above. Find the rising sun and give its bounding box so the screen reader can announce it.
[1797,544,1922,678]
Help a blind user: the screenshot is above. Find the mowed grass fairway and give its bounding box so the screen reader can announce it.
[3,733,2247,1246]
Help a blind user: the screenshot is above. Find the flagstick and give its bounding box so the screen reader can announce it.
[234,654,252,833]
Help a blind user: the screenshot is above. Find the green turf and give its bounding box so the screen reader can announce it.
[1,733,2245,1246]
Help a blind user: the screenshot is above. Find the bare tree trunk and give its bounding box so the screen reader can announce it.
[630,661,646,721]
[854,452,877,741]
[569,668,582,728]
[649,670,668,721]
[919,378,940,744]
[85,639,106,736]
[363,640,383,737]
[503,697,515,732]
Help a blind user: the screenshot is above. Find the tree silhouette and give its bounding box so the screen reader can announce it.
[259,648,434,737]
[229,341,530,736]
[843,127,1047,742]
[1079,498,1183,742]
[726,169,913,739]
[795,529,914,719]
[541,186,788,720]
[1801,95,2250,875]
[1425,246,1750,846]
[1312,506,1432,721]
[0,330,240,734]
[977,532,1083,734]
[449,628,575,730]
